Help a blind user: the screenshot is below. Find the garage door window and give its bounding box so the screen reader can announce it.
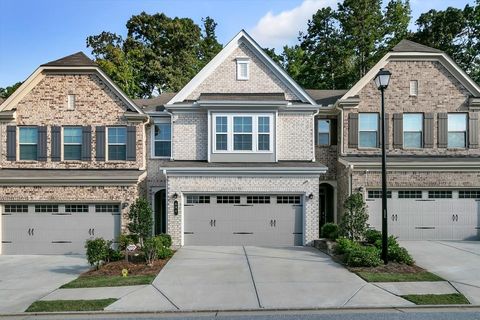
[398,191,422,199]
[186,195,210,204]
[95,204,120,212]
[247,195,270,204]
[459,190,480,199]
[35,204,59,213]
[277,195,301,204]
[428,191,452,199]
[217,195,240,204]
[367,190,392,198]
[65,204,89,213]
[4,204,28,213]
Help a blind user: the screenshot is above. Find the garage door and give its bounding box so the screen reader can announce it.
[184,194,303,246]
[2,203,121,254]
[366,190,480,240]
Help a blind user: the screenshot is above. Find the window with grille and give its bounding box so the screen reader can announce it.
[65,204,89,213]
[186,195,210,204]
[277,195,301,204]
[459,190,480,199]
[216,195,241,204]
[247,195,270,204]
[95,204,120,212]
[428,191,452,199]
[35,204,59,213]
[367,190,392,199]
[398,191,422,199]
[5,204,28,213]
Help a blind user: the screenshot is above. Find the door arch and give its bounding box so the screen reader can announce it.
[154,189,167,235]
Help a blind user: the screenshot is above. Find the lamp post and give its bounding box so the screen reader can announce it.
[374,68,391,265]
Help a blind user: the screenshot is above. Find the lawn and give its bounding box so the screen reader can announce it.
[355,271,444,282]
[26,299,117,312]
[402,293,470,305]
[61,274,156,288]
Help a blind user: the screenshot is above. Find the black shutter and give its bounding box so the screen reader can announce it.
[6,126,16,161]
[348,113,358,148]
[51,126,61,161]
[82,126,92,161]
[126,126,136,161]
[37,126,47,161]
[438,113,448,148]
[424,113,434,148]
[330,118,338,146]
[96,126,106,161]
[469,113,479,149]
[393,113,403,149]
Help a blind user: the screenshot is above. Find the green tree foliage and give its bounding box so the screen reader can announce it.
[87,12,222,98]
[127,197,153,246]
[0,81,23,99]
[340,193,369,241]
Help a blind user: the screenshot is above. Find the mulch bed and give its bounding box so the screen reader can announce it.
[82,258,170,277]
[349,262,426,274]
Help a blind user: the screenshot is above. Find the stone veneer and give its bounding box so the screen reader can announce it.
[166,175,320,246]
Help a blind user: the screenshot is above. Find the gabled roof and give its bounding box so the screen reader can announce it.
[134,92,177,112]
[167,30,317,105]
[41,52,98,67]
[305,89,348,106]
[392,40,443,54]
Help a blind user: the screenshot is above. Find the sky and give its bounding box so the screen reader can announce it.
[0,0,475,87]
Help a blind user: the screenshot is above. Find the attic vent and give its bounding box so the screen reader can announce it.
[409,80,418,96]
[67,94,76,110]
[236,58,250,80]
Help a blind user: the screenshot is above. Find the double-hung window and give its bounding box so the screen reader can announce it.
[153,120,171,157]
[215,116,228,151]
[63,127,82,160]
[403,113,423,148]
[233,116,253,151]
[19,127,38,160]
[358,113,378,148]
[107,127,127,160]
[448,114,467,148]
[257,116,270,151]
[318,119,330,146]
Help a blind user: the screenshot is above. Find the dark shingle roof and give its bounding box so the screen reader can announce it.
[199,92,286,101]
[134,92,177,112]
[305,89,348,105]
[391,40,443,53]
[41,52,97,67]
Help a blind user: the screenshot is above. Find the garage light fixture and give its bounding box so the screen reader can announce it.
[172,193,178,200]
[308,193,314,200]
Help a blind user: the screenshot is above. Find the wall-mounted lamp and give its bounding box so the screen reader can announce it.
[172,193,178,200]
[358,186,365,192]
[308,193,314,200]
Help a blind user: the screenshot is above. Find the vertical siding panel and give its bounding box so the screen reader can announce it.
[6,126,16,161]
[469,112,479,149]
[348,113,358,148]
[424,113,434,148]
[96,126,106,161]
[438,113,448,148]
[393,113,403,149]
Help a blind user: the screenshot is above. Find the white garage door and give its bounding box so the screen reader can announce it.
[366,190,480,240]
[2,203,121,254]
[184,194,303,246]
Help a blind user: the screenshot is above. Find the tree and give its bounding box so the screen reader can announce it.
[382,0,412,51]
[340,193,369,241]
[0,81,23,99]
[127,197,153,246]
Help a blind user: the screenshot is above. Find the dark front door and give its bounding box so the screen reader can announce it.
[154,190,167,235]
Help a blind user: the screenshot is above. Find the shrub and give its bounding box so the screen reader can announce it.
[365,229,382,244]
[388,245,414,265]
[156,234,172,248]
[142,235,173,265]
[321,223,339,240]
[157,246,174,259]
[340,193,369,241]
[127,198,153,246]
[346,245,382,267]
[118,234,139,251]
[335,237,359,255]
[85,238,108,269]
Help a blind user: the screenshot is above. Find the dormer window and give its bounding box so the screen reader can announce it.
[236,58,250,80]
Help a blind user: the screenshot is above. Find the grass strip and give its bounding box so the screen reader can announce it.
[402,293,470,305]
[26,299,117,312]
[355,271,444,282]
[61,275,155,288]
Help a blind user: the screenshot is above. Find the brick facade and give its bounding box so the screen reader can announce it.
[172,112,208,160]
[277,112,315,161]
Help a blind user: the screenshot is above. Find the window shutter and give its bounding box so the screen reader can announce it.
[82,126,92,160]
[348,113,358,148]
[51,126,61,161]
[469,112,479,149]
[37,126,47,161]
[424,113,434,148]
[96,126,106,161]
[393,113,403,149]
[126,126,136,161]
[6,126,16,161]
[438,113,448,148]
[330,118,338,146]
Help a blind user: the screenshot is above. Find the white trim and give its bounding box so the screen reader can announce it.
[151,118,172,159]
[236,58,250,80]
[62,126,83,161]
[167,30,317,105]
[106,126,127,161]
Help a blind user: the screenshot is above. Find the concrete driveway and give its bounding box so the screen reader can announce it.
[402,241,480,304]
[0,255,88,313]
[108,246,411,311]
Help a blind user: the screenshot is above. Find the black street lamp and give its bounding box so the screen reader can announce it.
[374,68,391,265]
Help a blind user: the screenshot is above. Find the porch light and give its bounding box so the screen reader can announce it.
[308,193,314,200]
[172,193,178,200]
[374,68,392,90]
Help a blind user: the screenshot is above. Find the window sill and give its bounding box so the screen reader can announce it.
[150,157,172,160]
[212,150,273,154]
[446,148,467,151]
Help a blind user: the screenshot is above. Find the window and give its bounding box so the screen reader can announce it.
[409,80,418,96]
[258,116,270,151]
[63,127,82,160]
[215,116,228,151]
[367,190,392,199]
[448,114,467,148]
[428,191,452,199]
[186,195,210,204]
[277,195,301,204]
[398,190,422,199]
[403,114,423,148]
[217,195,241,204]
[108,127,127,160]
[359,113,378,148]
[95,204,120,213]
[233,116,253,150]
[459,190,480,199]
[247,195,270,204]
[35,204,59,213]
[65,204,89,213]
[153,121,171,157]
[236,58,250,80]
[67,94,75,110]
[4,204,28,213]
[318,120,330,146]
[19,127,38,160]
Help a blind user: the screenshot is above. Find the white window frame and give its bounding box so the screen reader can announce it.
[62,126,83,161]
[409,80,418,96]
[151,118,172,159]
[403,113,423,149]
[447,113,468,149]
[236,58,250,80]
[212,113,273,153]
[18,126,38,161]
[106,126,127,161]
[317,119,331,146]
[358,113,379,149]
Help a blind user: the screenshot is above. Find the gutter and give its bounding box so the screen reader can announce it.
[163,166,327,176]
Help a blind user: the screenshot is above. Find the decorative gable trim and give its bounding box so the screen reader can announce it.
[167,30,317,105]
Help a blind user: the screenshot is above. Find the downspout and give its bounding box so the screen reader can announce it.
[312,108,320,162]
[335,104,344,156]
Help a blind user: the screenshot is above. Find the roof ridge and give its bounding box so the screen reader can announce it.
[41,51,97,67]
[392,39,444,53]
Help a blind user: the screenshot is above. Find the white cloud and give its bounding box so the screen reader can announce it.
[250,0,336,50]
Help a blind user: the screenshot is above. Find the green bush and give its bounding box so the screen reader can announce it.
[340,193,369,241]
[346,245,382,267]
[157,246,174,259]
[388,245,414,265]
[335,237,359,255]
[85,238,108,269]
[118,234,139,251]
[142,235,173,264]
[106,247,124,262]
[156,234,172,248]
[321,223,339,240]
[127,198,153,246]
[364,229,382,244]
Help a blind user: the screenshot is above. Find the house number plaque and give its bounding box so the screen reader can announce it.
[174,200,179,215]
